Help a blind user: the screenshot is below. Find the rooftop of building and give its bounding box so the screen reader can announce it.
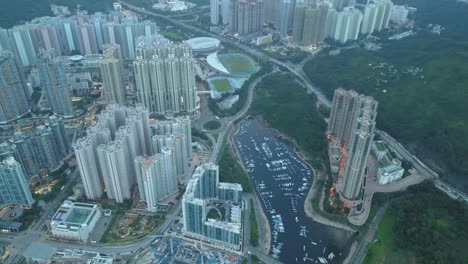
[205,218,241,233]
[0,156,19,167]
[218,182,243,191]
[379,163,404,176]
[51,201,100,227]
[23,242,56,261]
[374,141,387,152]
[186,37,221,51]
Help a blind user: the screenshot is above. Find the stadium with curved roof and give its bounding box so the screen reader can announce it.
[186,37,221,54]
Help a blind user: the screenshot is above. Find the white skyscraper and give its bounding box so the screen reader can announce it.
[74,136,108,200]
[74,103,152,203]
[100,44,125,104]
[37,50,74,118]
[9,26,36,66]
[221,0,231,25]
[151,117,192,177]
[333,7,363,43]
[279,0,294,36]
[0,156,34,208]
[361,3,379,34]
[98,142,131,203]
[361,0,393,34]
[211,0,220,25]
[182,163,243,249]
[0,51,31,123]
[133,41,197,114]
[325,8,339,38]
[135,150,177,212]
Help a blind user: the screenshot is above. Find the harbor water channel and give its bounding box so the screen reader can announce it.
[234,118,355,263]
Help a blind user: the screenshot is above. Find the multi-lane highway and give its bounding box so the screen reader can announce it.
[377,130,468,202]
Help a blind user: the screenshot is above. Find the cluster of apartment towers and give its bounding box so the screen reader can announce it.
[74,103,244,248]
[211,0,393,44]
[0,12,197,123]
[327,88,378,206]
[0,115,70,209]
[74,103,191,209]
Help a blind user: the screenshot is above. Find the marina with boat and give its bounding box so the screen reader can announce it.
[234,118,352,263]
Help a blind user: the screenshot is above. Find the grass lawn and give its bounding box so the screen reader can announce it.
[249,199,259,247]
[363,209,414,264]
[203,120,222,130]
[225,57,252,72]
[212,79,233,92]
[219,54,258,76]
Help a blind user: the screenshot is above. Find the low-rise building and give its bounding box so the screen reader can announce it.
[50,201,102,242]
[377,159,404,184]
[186,37,221,54]
[372,141,388,160]
[372,141,405,184]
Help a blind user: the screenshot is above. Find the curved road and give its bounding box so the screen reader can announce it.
[9,1,465,262]
[209,71,276,163]
[5,70,277,263]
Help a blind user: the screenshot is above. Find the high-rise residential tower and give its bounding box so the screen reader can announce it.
[100,44,125,104]
[229,0,265,35]
[361,0,393,34]
[211,0,221,25]
[331,7,363,43]
[134,150,177,212]
[340,96,378,200]
[8,123,64,178]
[37,50,74,118]
[0,156,34,208]
[74,103,153,203]
[293,2,329,45]
[134,41,197,114]
[0,51,30,124]
[182,163,243,248]
[97,141,132,203]
[328,89,378,201]
[8,25,37,66]
[48,115,71,158]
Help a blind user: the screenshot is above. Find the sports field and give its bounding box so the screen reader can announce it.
[212,79,233,92]
[218,53,259,78]
[207,77,239,98]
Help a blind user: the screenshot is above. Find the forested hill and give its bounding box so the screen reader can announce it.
[304,0,468,191]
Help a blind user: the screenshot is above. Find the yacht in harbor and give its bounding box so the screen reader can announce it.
[234,119,350,262]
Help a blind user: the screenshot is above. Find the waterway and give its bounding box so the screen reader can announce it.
[234,118,354,263]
